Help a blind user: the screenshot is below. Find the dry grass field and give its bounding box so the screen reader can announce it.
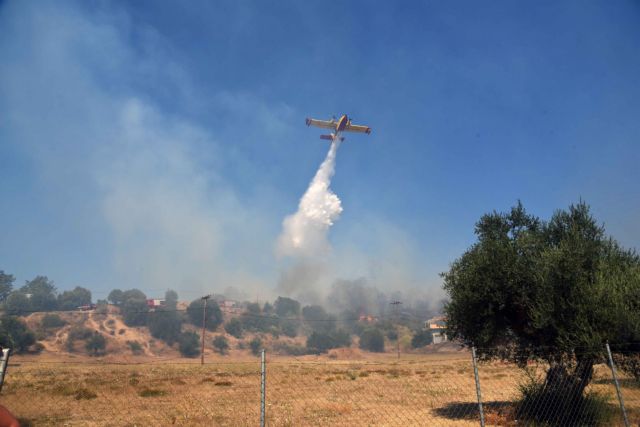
[2,352,638,426]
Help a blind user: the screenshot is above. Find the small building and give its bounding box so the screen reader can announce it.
[146,299,165,309]
[425,316,448,344]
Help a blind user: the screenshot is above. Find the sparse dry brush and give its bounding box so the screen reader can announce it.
[2,352,637,426]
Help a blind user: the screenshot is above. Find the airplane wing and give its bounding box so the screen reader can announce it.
[344,123,372,134]
[306,118,336,130]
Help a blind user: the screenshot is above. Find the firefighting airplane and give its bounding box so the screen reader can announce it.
[305,114,371,142]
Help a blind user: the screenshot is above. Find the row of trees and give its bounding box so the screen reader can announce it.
[0,273,92,314]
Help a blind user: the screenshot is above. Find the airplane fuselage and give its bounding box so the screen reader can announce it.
[336,114,349,132]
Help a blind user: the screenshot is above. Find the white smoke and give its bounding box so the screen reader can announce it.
[277,141,343,258]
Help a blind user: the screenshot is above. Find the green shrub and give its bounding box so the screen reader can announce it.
[41,314,66,329]
[68,326,93,341]
[179,331,200,358]
[139,388,166,397]
[249,337,262,356]
[126,340,143,355]
[411,330,433,348]
[272,341,307,356]
[281,320,298,338]
[213,335,229,354]
[0,315,36,353]
[359,328,384,352]
[306,329,352,354]
[224,318,243,338]
[85,332,106,356]
[187,299,222,330]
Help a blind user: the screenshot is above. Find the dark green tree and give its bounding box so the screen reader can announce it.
[306,329,351,354]
[274,297,300,318]
[57,286,92,311]
[302,305,336,334]
[281,320,298,338]
[225,318,243,338]
[187,299,223,331]
[359,328,385,352]
[179,331,200,357]
[241,303,277,332]
[147,307,182,345]
[249,337,262,356]
[85,332,106,356]
[107,289,124,305]
[443,201,640,410]
[165,289,179,310]
[0,271,15,302]
[21,276,58,311]
[4,292,31,315]
[0,316,36,352]
[411,330,433,348]
[213,335,229,354]
[120,289,149,326]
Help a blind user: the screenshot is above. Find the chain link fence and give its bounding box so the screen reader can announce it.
[1,347,638,426]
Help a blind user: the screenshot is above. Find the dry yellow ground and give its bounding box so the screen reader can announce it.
[1,353,638,426]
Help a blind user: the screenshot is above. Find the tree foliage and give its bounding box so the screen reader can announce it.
[178,331,200,357]
[443,201,640,404]
[274,297,300,318]
[108,289,124,306]
[20,276,58,311]
[411,330,433,348]
[241,303,277,332]
[57,286,92,311]
[85,332,106,356]
[187,299,223,331]
[0,271,15,302]
[358,328,385,352]
[306,329,351,354]
[224,318,243,338]
[302,305,336,334]
[147,308,182,345]
[0,316,36,353]
[4,292,31,316]
[213,335,229,354]
[119,289,148,326]
[249,337,262,356]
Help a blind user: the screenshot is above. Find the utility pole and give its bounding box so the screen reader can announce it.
[201,294,211,365]
[390,300,402,360]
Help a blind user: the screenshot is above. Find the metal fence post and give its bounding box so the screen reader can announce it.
[0,348,10,394]
[471,346,485,427]
[606,343,630,427]
[261,349,266,427]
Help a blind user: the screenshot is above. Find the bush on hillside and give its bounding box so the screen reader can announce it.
[213,335,229,355]
[306,329,351,354]
[187,299,223,331]
[0,315,36,353]
[179,331,200,358]
[359,328,384,353]
[41,314,66,329]
[85,332,106,356]
[411,330,433,348]
[224,318,243,338]
[249,337,263,356]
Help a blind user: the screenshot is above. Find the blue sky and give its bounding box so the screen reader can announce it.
[1,1,639,302]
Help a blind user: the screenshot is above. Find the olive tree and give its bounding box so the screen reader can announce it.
[443,201,640,416]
